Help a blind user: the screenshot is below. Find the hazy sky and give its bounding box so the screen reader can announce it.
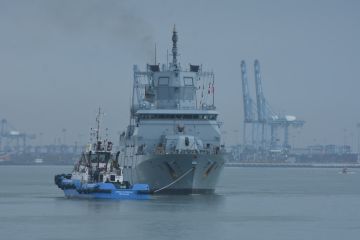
[0,0,359,148]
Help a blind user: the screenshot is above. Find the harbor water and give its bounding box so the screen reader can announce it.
[0,166,359,240]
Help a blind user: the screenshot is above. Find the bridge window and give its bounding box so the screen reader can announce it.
[182,87,194,100]
[184,77,193,86]
[158,77,169,86]
[138,114,217,120]
[157,87,169,99]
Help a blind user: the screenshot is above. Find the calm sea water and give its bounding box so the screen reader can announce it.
[0,166,359,240]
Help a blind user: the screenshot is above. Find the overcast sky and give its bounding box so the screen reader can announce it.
[0,0,359,148]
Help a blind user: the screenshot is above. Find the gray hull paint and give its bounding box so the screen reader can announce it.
[124,154,225,194]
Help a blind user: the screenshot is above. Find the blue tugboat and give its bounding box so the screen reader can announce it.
[54,109,150,200]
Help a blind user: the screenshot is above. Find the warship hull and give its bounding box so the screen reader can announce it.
[122,27,225,194]
[124,153,225,194]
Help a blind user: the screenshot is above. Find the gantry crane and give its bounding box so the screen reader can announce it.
[0,118,35,152]
[240,60,305,152]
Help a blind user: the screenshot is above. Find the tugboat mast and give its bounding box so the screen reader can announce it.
[95,107,101,143]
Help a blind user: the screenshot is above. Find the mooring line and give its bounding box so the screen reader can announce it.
[153,167,195,193]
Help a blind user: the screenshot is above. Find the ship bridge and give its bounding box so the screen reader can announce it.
[131,26,215,114]
[151,69,198,109]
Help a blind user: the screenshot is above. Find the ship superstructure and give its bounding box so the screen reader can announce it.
[120,27,225,194]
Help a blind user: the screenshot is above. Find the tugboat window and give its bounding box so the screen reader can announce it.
[90,154,98,163]
[110,175,116,182]
[185,137,190,146]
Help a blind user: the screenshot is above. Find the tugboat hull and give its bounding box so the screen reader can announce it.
[55,175,150,200]
[62,188,150,200]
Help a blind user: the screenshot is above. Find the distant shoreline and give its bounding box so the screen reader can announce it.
[1,162,360,168]
[226,162,360,168]
[0,163,74,167]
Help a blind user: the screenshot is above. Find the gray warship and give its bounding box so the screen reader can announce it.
[119,27,225,194]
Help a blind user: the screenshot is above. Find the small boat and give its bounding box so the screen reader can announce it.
[54,109,150,200]
[34,158,43,164]
[339,167,356,175]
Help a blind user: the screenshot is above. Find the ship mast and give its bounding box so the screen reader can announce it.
[172,25,178,68]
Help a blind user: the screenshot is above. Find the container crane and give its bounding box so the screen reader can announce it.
[253,60,305,151]
[240,60,305,153]
[241,61,256,145]
[0,118,35,153]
